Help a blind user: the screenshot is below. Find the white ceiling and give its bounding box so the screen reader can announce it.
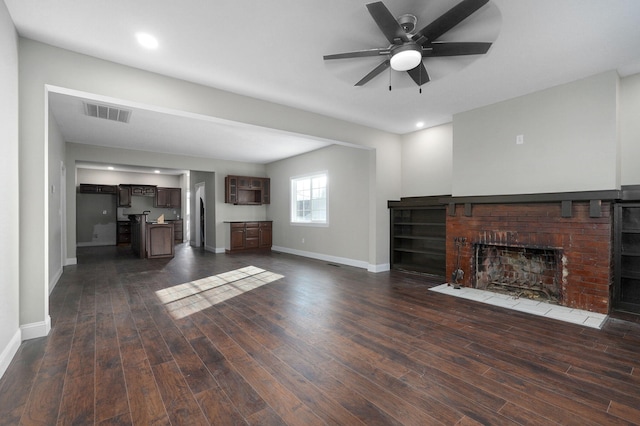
[6,0,640,165]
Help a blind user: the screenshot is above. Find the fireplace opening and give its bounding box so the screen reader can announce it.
[474,243,563,304]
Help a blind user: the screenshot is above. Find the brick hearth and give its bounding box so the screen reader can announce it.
[446,201,612,313]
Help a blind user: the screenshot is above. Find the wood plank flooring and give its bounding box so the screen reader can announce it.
[1,244,640,425]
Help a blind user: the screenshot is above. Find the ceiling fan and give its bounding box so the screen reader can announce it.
[323,0,493,87]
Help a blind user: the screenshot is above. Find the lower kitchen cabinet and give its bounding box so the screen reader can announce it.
[172,219,183,243]
[146,223,175,258]
[117,221,131,245]
[226,221,272,253]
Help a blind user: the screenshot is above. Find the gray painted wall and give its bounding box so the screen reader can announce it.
[266,144,371,266]
[48,110,65,295]
[0,1,20,378]
[452,71,619,196]
[400,123,453,197]
[621,73,640,185]
[400,71,640,198]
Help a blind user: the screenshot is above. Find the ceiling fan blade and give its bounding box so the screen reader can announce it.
[424,41,491,57]
[406,62,430,86]
[323,48,390,60]
[413,0,489,45]
[355,59,391,86]
[366,2,409,45]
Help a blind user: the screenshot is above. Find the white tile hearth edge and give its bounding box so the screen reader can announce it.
[429,284,608,329]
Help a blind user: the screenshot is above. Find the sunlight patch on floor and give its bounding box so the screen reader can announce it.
[156,266,284,319]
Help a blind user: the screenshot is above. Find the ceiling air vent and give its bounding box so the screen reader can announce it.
[84,102,131,123]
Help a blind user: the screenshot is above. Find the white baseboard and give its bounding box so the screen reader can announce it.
[77,241,115,247]
[215,247,226,254]
[0,329,22,380]
[20,316,51,341]
[368,263,390,273]
[49,266,63,294]
[271,246,369,270]
[65,257,77,266]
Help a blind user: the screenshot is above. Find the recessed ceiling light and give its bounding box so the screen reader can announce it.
[416,121,425,128]
[136,32,158,49]
[154,170,160,174]
[108,166,114,170]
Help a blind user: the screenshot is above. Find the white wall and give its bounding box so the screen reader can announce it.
[48,112,65,292]
[76,168,181,187]
[0,1,21,378]
[621,73,640,185]
[267,144,372,268]
[401,123,453,197]
[452,71,619,196]
[399,71,640,198]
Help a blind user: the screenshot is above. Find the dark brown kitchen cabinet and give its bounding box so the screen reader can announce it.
[117,221,131,245]
[172,219,183,243]
[79,184,117,194]
[156,187,181,208]
[259,221,272,248]
[226,221,272,252]
[146,223,174,258]
[262,179,270,204]
[225,175,270,205]
[131,185,156,196]
[117,185,132,207]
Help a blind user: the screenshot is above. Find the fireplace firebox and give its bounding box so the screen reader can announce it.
[474,243,563,303]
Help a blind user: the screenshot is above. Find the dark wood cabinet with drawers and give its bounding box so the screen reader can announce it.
[171,219,183,243]
[226,221,272,252]
[117,221,132,245]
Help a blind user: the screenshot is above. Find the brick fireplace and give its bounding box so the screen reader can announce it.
[446,201,613,313]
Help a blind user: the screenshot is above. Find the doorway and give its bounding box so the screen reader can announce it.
[195,182,205,249]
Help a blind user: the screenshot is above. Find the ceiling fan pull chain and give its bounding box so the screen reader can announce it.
[419,65,422,94]
[389,66,392,91]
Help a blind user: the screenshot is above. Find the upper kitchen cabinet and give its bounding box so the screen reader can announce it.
[155,187,181,208]
[131,185,157,197]
[117,185,132,207]
[79,184,117,194]
[225,175,270,205]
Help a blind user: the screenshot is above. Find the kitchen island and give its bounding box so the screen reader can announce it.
[129,214,175,259]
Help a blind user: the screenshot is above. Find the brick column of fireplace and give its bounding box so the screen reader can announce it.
[446,201,612,313]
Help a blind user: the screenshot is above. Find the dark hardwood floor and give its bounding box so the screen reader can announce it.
[1,244,640,425]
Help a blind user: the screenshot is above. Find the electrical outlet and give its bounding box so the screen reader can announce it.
[516,134,524,145]
[302,238,305,244]
[102,210,107,215]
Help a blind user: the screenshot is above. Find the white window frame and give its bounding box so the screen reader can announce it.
[290,171,329,226]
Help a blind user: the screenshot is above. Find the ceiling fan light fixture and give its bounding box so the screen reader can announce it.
[390,44,422,71]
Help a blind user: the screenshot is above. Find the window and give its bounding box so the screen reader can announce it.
[291,172,328,225]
